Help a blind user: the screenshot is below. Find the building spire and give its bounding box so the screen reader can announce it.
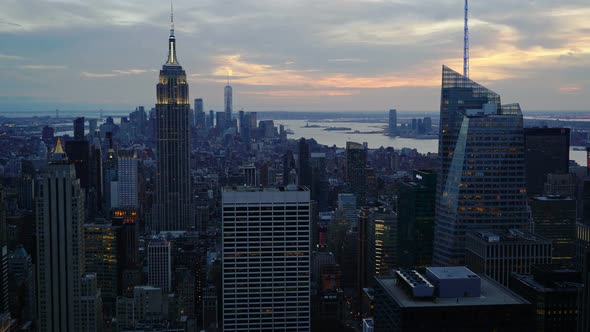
[170,0,174,37]
[463,0,469,78]
[166,0,178,65]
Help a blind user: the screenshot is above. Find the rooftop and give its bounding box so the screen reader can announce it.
[222,185,308,192]
[377,274,527,308]
[468,229,550,244]
[427,266,479,280]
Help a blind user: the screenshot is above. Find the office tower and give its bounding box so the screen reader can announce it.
[115,285,166,329]
[222,186,310,331]
[338,193,359,224]
[89,134,103,217]
[79,273,103,332]
[148,240,172,293]
[65,139,90,189]
[531,196,577,265]
[224,83,233,124]
[153,13,193,232]
[117,149,138,208]
[84,220,120,313]
[215,111,226,131]
[346,141,367,205]
[88,119,97,136]
[510,265,582,332]
[465,229,552,286]
[434,66,530,266]
[111,209,141,296]
[578,250,590,332]
[524,128,570,197]
[208,110,215,128]
[388,109,397,136]
[194,98,205,128]
[36,141,85,331]
[73,116,85,140]
[8,246,35,322]
[397,170,436,268]
[373,267,534,331]
[367,207,397,279]
[282,150,296,185]
[41,125,54,142]
[423,117,432,133]
[298,138,312,187]
[544,173,576,197]
[259,120,276,138]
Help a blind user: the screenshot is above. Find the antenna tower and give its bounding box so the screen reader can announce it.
[463,0,469,78]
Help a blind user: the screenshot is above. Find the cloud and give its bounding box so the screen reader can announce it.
[0,53,24,60]
[20,65,67,70]
[328,58,367,63]
[559,85,583,94]
[81,68,156,78]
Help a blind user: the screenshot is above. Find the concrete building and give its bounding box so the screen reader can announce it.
[373,267,534,331]
[222,186,310,331]
[388,109,398,136]
[465,229,552,286]
[531,196,577,265]
[117,149,139,209]
[346,142,368,205]
[147,240,172,294]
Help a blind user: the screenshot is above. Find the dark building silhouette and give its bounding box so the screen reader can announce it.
[524,128,570,197]
[578,250,590,332]
[73,117,85,141]
[374,267,535,332]
[397,170,436,268]
[510,265,582,332]
[531,196,577,265]
[346,141,367,206]
[298,138,312,188]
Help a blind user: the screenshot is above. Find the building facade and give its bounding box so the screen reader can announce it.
[153,19,193,231]
[147,240,172,294]
[465,230,552,286]
[531,196,577,265]
[222,186,311,331]
[434,66,531,266]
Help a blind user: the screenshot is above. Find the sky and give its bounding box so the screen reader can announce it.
[0,0,589,113]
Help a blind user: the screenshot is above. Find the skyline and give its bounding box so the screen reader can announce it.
[1,0,590,112]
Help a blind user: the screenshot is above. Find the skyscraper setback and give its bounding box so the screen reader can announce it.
[152,11,193,231]
[433,66,531,266]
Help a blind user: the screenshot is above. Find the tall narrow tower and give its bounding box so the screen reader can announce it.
[153,4,193,231]
[224,80,233,125]
[463,0,469,78]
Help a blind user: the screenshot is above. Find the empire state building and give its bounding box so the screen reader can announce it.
[153,12,193,231]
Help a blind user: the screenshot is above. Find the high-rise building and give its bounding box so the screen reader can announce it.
[84,220,120,312]
[346,141,367,205]
[298,138,312,188]
[117,149,138,208]
[111,209,141,297]
[79,273,103,332]
[8,246,35,322]
[388,109,397,136]
[510,265,582,332]
[524,127,570,197]
[36,141,86,331]
[153,14,193,231]
[74,116,85,141]
[367,207,397,279]
[397,170,436,268]
[147,240,172,294]
[531,196,577,265]
[373,267,534,331]
[224,84,233,125]
[65,140,90,189]
[194,98,205,128]
[434,66,531,266]
[222,186,310,331]
[465,229,552,286]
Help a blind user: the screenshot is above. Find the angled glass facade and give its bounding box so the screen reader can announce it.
[434,66,531,266]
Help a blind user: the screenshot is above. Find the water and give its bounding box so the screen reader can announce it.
[277,119,588,167]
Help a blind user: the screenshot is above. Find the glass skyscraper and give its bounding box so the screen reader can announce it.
[433,66,531,266]
[152,19,193,231]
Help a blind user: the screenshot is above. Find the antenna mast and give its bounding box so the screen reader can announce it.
[170,0,175,36]
[463,0,469,78]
